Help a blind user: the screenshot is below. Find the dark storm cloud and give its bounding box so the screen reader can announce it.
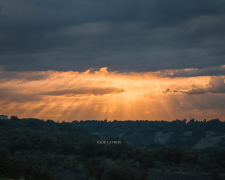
[0,0,225,73]
[40,87,125,96]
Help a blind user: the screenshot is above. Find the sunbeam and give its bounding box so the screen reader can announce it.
[0,68,224,121]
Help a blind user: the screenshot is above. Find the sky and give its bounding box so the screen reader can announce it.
[0,0,225,121]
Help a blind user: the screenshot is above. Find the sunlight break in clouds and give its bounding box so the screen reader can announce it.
[0,67,225,121]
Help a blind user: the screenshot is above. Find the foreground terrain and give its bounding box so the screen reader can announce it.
[0,116,225,179]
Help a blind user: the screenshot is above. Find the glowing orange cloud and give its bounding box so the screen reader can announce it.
[0,67,224,121]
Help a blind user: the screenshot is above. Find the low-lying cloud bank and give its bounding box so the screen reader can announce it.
[40,87,125,96]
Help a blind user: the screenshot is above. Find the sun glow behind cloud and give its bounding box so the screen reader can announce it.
[0,67,225,121]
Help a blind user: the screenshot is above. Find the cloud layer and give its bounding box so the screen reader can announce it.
[163,76,225,95]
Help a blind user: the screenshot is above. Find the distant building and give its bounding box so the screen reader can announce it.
[0,115,9,120]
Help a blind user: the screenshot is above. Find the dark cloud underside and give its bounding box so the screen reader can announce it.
[0,88,41,102]
[0,70,50,80]
[0,0,225,72]
[158,66,225,77]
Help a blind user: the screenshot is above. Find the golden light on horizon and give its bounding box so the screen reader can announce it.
[0,67,225,121]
